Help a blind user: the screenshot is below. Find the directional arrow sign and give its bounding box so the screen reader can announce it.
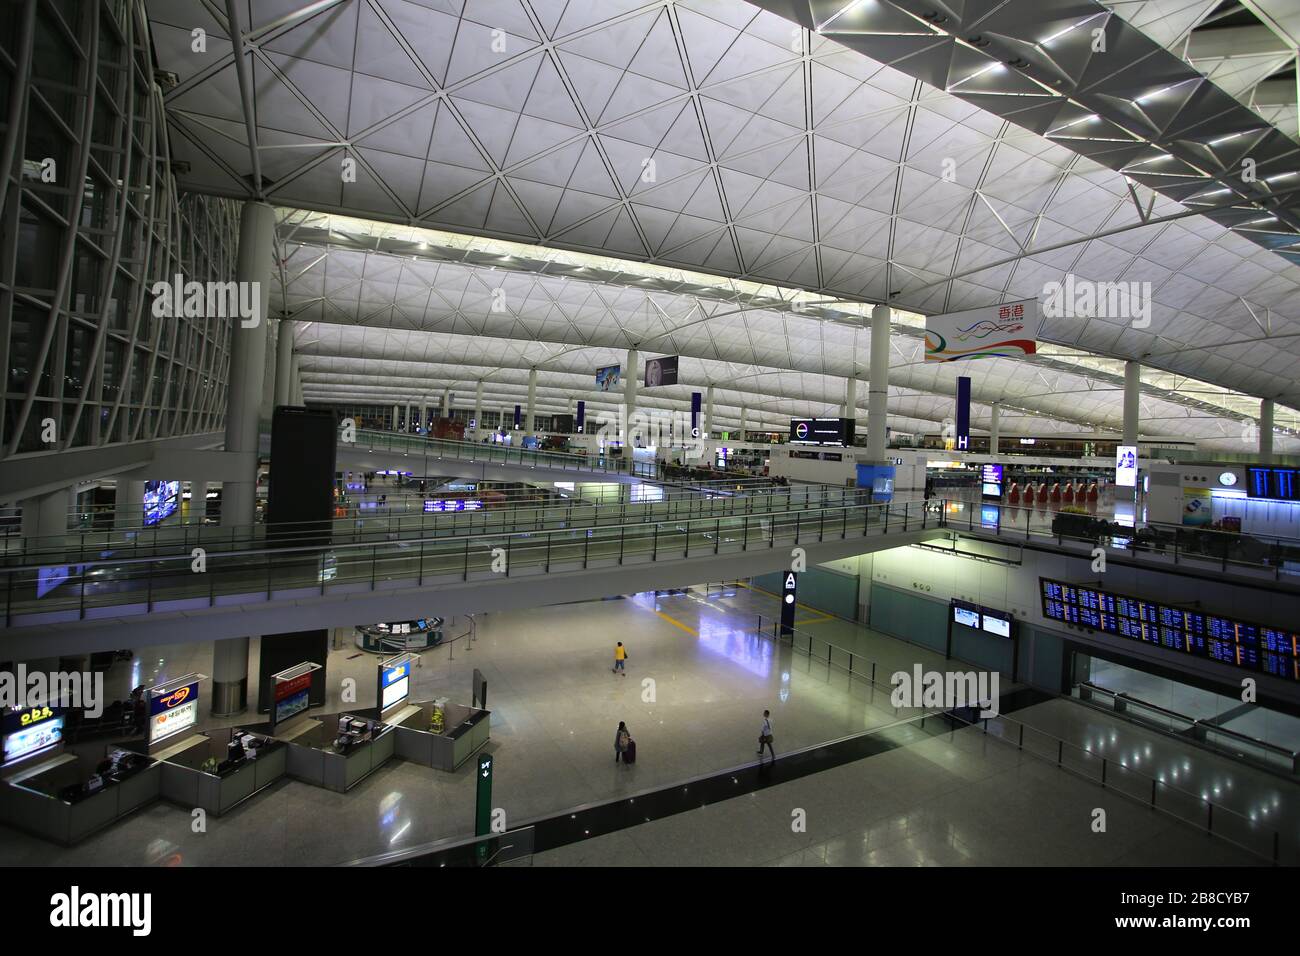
[475,753,494,838]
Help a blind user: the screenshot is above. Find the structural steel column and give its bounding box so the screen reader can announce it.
[189,480,208,522]
[214,200,274,719]
[989,404,1000,455]
[526,368,538,434]
[866,304,890,461]
[473,381,484,436]
[1260,398,1274,464]
[705,385,714,440]
[114,477,146,530]
[274,319,295,406]
[1123,361,1140,446]
[843,374,857,423]
[624,347,638,441]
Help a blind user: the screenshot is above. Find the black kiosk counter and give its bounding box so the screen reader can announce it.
[153,729,286,815]
[280,713,395,792]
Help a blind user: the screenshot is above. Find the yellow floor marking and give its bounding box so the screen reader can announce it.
[638,603,699,636]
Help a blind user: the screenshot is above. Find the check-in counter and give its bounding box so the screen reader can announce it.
[156,731,287,815]
[392,700,490,772]
[281,714,395,792]
[0,749,159,845]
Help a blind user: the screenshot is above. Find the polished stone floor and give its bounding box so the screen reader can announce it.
[2,583,1290,866]
[531,723,1264,867]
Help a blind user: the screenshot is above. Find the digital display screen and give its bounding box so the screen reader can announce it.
[953,605,980,628]
[982,612,1011,638]
[142,480,180,526]
[1040,577,1297,681]
[789,418,855,446]
[423,499,483,512]
[1247,466,1299,501]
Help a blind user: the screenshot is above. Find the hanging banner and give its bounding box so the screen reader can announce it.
[576,400,586,433]
[925,298,1038,362]
[955,377,971,451]
[690,392,702,436]
[644,356,679,387]
[513,405,521,429]
[596,365,621,392]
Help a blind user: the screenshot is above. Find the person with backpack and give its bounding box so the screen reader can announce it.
[757,709,775,762]
[612,641,628,676]
[615,721,634,764]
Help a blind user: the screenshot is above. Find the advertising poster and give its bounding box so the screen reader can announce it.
[1182,487,1213,527]
[595,364,621,391]
[925,298,1039,362]
[2,706,64,766]
[142,480,180,526]
[644,355,679,387]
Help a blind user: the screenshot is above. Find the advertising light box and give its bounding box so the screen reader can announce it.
[644,355,679,387]
[2,706,64,766]
[1115,446,1137,488]
[273,672,312,726]
[148,680,200,745]
[379,659,412,713]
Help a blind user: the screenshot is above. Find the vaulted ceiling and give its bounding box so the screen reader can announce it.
[145,0,1300,452]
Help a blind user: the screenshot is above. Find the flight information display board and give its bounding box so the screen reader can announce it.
[1247,466,1299,501]
[1040,578,1298,681]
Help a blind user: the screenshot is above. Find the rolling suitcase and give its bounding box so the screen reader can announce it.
[624,739,636,764]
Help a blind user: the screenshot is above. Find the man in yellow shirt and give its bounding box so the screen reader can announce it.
[613,641,628,676]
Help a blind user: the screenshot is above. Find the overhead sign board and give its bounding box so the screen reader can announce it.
[789,418,854,446]
[925,298,1039,362]
[148,676,202,745]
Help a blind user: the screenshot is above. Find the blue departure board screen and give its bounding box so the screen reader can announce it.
[1039,577,1297,681]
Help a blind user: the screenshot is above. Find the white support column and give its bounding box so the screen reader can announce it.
[739,404,747,440]
[215,200,274,719]
[392,404,400,431]
[1260,398,1275,464]
[114,478,146,530]
[473,380,484,436]
[705,385,714,440]
[1123,360,1140,447]
[989,404,1000,455]
[843,374,857,423]
[441,388,450,419]
[274,319,295,406]
[624,347,638,443]
[526,367,538,434]
[866,304,890,462]
[189,481,208,523]
[20,487,72,557]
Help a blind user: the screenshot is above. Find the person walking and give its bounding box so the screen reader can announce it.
[615,721,632,764]
[612,641,628,676]
[757,709,775,762]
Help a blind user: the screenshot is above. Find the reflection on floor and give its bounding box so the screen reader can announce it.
[0,583,1283,866]
[532,722,1262,867]
[1090,657,1300,754]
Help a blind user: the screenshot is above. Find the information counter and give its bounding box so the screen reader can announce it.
[281,713,395,792]
[392,700,490,772]
[356,619,442,653]
[156,730,286,815]
[0,748,159,845]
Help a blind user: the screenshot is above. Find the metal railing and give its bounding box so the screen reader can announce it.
[1077,682,1300,777]
[345,825,535,867]
[941,500,1300,583]
[351,428,630,474]
[0,497,941,627]
[3,484,869,566]
[756,617,1292,864]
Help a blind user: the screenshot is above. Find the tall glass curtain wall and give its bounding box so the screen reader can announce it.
[0,0,239,456]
